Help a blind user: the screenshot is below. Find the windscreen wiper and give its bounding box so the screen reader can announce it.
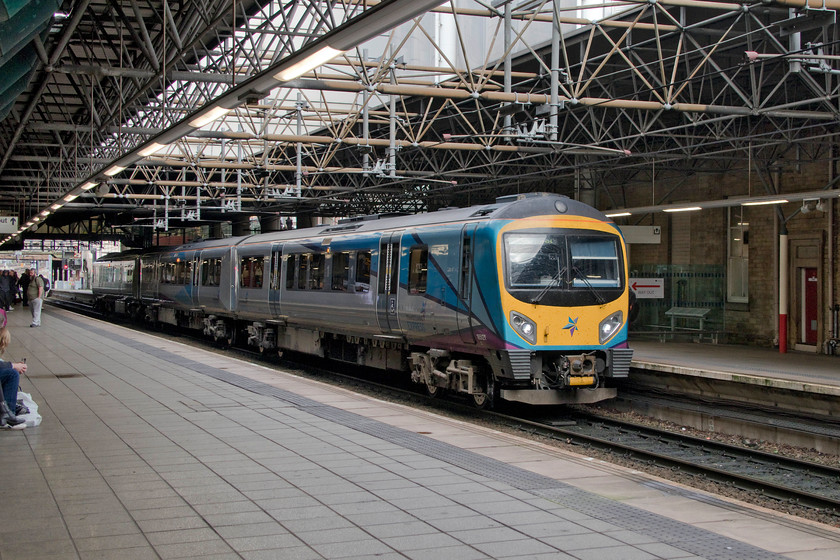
[572,265,606,304]
[531,266,567,304]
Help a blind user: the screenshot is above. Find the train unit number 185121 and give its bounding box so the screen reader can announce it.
[93,192,633,407]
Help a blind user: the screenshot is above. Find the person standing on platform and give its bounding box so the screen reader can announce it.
[9,270,19,306]
[18,269,30,307]
[27,269,44,328]
[0,271,11,312]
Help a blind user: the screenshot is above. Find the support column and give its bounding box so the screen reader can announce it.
[549,0,561,141]
[779,230,789,353]
[503,3,512,136]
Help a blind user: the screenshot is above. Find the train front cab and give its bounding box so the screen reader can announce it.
[493,216,633,405]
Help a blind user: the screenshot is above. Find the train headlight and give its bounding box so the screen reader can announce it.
[599,311,623,344]
[510,311,537,344]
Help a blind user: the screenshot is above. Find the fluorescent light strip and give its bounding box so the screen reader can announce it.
[64,194,79,202]
[605,212,631,217]
[274,46,343,82]
[741,199,788,206]
[138,142,167,157]
[663,206,702,213]
[188,106,232,128]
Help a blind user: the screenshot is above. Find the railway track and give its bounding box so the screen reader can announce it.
[47,294,840,519]
[499,412,840,514]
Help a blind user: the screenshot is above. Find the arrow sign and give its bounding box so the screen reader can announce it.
[629,278,663,299]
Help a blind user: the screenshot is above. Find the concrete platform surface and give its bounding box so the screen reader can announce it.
[631,339,840,395]
[1,306,839,560]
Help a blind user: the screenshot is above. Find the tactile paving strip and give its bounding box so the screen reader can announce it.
[68,316,787,560]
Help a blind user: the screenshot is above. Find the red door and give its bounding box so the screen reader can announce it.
[802,268,818,345]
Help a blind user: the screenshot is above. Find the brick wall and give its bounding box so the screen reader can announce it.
[606,148,838,351]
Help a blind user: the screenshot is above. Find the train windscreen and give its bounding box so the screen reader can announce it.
[504,231,623,304]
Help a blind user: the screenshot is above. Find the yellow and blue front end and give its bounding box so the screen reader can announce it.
[488,211,633,405]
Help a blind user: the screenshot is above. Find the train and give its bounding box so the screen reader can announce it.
[91,192,633,407]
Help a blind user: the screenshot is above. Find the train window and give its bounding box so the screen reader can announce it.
[408,246,428,294]
[506,234,567,288]
[569,238,620,288]
[201,259,221,286]
[161,262,176,284]
[355,251,371,293]
[240,256,265,288]
[378,243,398,295]
[309,253,325,290]
[141,262,155,284]
[331,251,350,291]
[270,251,282,291]
[286,255,297,289]
[175,260,190,285]
[253,257,264,288]
[297,255,309,290]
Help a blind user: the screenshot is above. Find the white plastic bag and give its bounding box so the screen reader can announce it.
[16,391,41,427]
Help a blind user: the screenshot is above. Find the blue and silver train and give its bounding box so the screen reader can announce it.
[92,192,633,406]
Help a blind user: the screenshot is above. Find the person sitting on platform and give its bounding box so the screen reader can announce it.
[0,312,28,429]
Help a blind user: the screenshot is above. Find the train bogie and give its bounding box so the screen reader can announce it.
[92,192,633,407]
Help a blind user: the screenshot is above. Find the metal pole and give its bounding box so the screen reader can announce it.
[389,58,397,178]
[779,229,789,353]
[296,93,304,197]
[504,3,512,137]
[362,49,371,172]
[550,0,560,142]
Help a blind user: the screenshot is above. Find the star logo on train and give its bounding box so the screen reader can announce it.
[563,317,579,336]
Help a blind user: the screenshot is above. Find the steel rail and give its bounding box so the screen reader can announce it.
[495,411,840,513]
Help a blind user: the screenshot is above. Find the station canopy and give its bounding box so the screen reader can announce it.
[0,0,838,246]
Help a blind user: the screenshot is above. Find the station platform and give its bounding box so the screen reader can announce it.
[0,309,837,558]
[630,339,840,395]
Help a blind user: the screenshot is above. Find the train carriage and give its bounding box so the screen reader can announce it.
[93,192,633,407]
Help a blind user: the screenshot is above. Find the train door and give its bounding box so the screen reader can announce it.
[801,267,818,346]
[222,246,236,312]
[269,243,282,317]
[187,251,201,307]
[457,224,477,344]
[192,251,202,306]
[376,233,401,333]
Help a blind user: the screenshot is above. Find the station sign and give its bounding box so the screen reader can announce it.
[0,216,18,234]
[629,277,664,298]
[619,225,661,244]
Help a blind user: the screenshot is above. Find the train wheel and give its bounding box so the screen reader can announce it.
[425,383,442,398]
[471,375,495,409]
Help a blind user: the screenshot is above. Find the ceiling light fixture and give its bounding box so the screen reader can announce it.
[274,46,343,82]
[188,106,232,128]
[741,199,788,206]
[605,211,631,217]
[663,206,702,213]
[138,142,168,157]
[103,166,125,177]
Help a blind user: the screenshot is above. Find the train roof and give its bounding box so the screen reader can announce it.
[97,193,613,260]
